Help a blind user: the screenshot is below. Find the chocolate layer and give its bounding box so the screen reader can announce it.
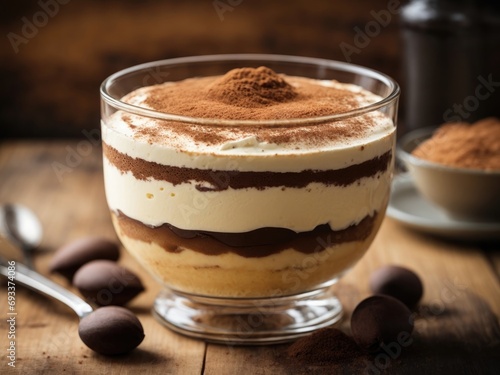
[103,144,391,191]
[113,211,378,258]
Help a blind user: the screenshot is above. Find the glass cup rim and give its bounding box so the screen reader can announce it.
[100,53,400,127]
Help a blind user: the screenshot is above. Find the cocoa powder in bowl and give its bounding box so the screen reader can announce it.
[411,118,500,171]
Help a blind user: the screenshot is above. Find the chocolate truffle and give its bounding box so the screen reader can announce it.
[78,306,144,355]
[73,260,144,306]
[351,295,413,353]
[49,237,120,280]
[370,265,423,308]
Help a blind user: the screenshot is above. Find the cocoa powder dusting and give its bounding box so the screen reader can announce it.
[142,66,361,121]
[127,66,382,147]
[412,118,500,171]
[287,328,364,366]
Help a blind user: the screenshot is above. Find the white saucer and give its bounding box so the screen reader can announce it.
[387,174,500,241]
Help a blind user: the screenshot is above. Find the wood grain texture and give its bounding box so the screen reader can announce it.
[0,141,499,374]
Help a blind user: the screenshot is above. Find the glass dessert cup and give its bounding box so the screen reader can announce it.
[100,54,399,344]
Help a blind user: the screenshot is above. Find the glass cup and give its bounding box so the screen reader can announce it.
[100,54,399,344]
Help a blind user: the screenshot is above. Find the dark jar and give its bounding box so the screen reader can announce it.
[400,0,500,132]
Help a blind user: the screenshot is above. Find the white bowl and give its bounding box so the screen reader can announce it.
[397,128,500,222]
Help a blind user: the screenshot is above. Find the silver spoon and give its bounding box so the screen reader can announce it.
[0,204,43,270]
[0,204,92,318]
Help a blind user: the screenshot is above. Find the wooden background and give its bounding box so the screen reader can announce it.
[1,0,402,138]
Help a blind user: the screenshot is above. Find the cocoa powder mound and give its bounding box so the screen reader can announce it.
[412,118,500,171]
[287,328,364,366]
[206,66,298,107]
[142,67,364,121]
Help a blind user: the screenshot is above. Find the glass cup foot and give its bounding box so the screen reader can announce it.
[152,286,343,345]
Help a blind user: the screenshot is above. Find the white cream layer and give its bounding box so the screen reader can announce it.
[103,157,391,232]
[101,115,394,173]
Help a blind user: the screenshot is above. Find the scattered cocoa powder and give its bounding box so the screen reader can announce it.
[287,328,364,366]
[412,118,500,171]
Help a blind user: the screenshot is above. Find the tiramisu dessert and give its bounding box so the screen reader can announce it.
[102,66,395,298]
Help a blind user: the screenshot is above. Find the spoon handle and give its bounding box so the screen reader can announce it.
[0,262,93,320]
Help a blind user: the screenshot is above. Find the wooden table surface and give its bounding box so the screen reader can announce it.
[1,140,499,375]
